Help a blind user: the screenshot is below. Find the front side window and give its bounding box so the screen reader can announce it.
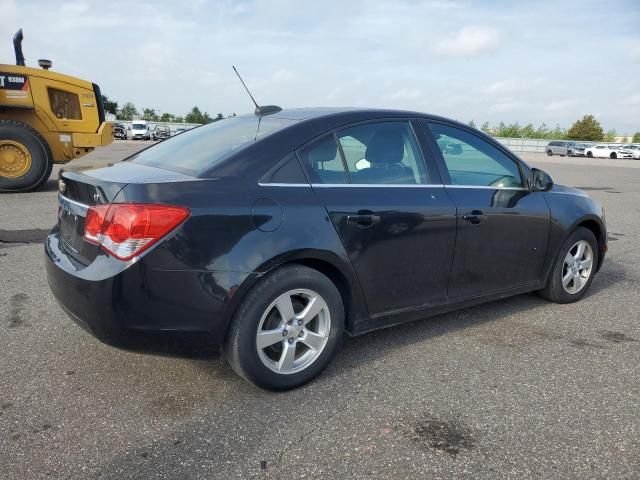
[337,121,428,184]
[428,123,524,188]
[48,88,82,120]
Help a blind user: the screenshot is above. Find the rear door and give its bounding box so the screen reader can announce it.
[298,120,457,316]
[423,121,550,299]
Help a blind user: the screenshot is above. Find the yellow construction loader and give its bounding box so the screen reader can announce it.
[0,29,112,192]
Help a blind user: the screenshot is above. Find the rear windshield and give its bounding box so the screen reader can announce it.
[132,115,296,175]
[131,123,146,129]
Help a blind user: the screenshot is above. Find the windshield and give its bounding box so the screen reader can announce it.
[131,123,146,130]
[132,115,296,175]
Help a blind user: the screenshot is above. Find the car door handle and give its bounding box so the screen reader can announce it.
[462,210,487,225]
[347,214,380,228]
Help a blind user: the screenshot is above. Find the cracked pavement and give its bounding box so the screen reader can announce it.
[1,144,639,479]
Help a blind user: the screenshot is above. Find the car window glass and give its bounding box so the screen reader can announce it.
[337,122,428,184]
[133,116,296,175]
[299,136,348,184]
[429,123,523,188]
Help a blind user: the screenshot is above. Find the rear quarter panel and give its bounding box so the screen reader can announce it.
[114,179,369,335]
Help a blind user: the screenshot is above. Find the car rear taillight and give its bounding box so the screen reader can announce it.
[83,203,190,261]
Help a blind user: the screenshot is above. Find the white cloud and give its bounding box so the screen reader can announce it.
[2,0,638,131]
[385,88,422,101]
[433,26,499,56]
[545,100,577,112]
[489,101,525,114]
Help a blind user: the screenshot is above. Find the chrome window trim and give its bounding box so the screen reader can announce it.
[257,183,312,187]
[257,182,529,191]
[310,183,446,188]
[58,193,89,216]
[445,185,528,191]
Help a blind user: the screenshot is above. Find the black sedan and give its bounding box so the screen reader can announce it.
[46,108,606,390]
[113,125,127,140]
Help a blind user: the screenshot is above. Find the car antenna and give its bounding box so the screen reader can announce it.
[232,66,281,116]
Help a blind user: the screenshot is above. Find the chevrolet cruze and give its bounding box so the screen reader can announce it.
[46,108,606,390]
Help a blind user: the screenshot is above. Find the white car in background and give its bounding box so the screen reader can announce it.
[584,144,633,159]
[130,120,151,140]
[621,144,640,159]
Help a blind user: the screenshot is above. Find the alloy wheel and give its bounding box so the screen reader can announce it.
[561,240,594,294]
[256,289,331,375]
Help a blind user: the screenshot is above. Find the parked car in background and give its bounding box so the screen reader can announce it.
[567,142,587,156]
[152,125,170,141]
[546,140,584,157]
[621,144,640,159]
[130,120,151,140]
[46,107,607,390]
[584,144,632,159]
[113,125,127,140]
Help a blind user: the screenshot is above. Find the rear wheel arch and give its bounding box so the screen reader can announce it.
[222,251,367,340]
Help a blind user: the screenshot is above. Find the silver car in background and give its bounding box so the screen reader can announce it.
[546,141,584,157]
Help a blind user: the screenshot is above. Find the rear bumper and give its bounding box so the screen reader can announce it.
[45,228,241,350]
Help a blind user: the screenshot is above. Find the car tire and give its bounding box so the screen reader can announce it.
[610,152,617,159]
[224,264,344,390]
[538,227,599,304]
[0,120,53,192]
[547,150,553,156]
[586,151,593,158]
[567,150,573,157]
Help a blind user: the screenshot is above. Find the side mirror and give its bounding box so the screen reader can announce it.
[530,168,553,192]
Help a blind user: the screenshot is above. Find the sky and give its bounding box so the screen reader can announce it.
[1,0,639,132]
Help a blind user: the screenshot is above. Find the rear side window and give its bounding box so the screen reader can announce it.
[337,122,428,184]
[299,136,348,184]
[48,88,82,120]
[132,116,296,175]
[428,123,524,188]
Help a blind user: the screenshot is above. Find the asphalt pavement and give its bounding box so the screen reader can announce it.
[1,142,639,479]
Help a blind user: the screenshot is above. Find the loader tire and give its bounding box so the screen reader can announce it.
[0,120,54,193]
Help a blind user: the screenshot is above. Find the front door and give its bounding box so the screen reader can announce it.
[424,121,551,299]
[298,120,457,316]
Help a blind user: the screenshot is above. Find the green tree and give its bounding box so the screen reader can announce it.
[480,121,491,134]
[174,116,184,123]
[119,102,138,121]
[520,123,536,138]
[498,122,522,138]
[159,112,175,122]
[142,108,159,121]
[534,123,550,138]
[603,129,617,142]
[566,115,604,141]
[633,132,640,143]
[468,120,477,129]
[101,95,118,115]
[185,106,214,124]
[549,124,567,140]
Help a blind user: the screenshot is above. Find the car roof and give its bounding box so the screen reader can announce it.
[263,106,447,123]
